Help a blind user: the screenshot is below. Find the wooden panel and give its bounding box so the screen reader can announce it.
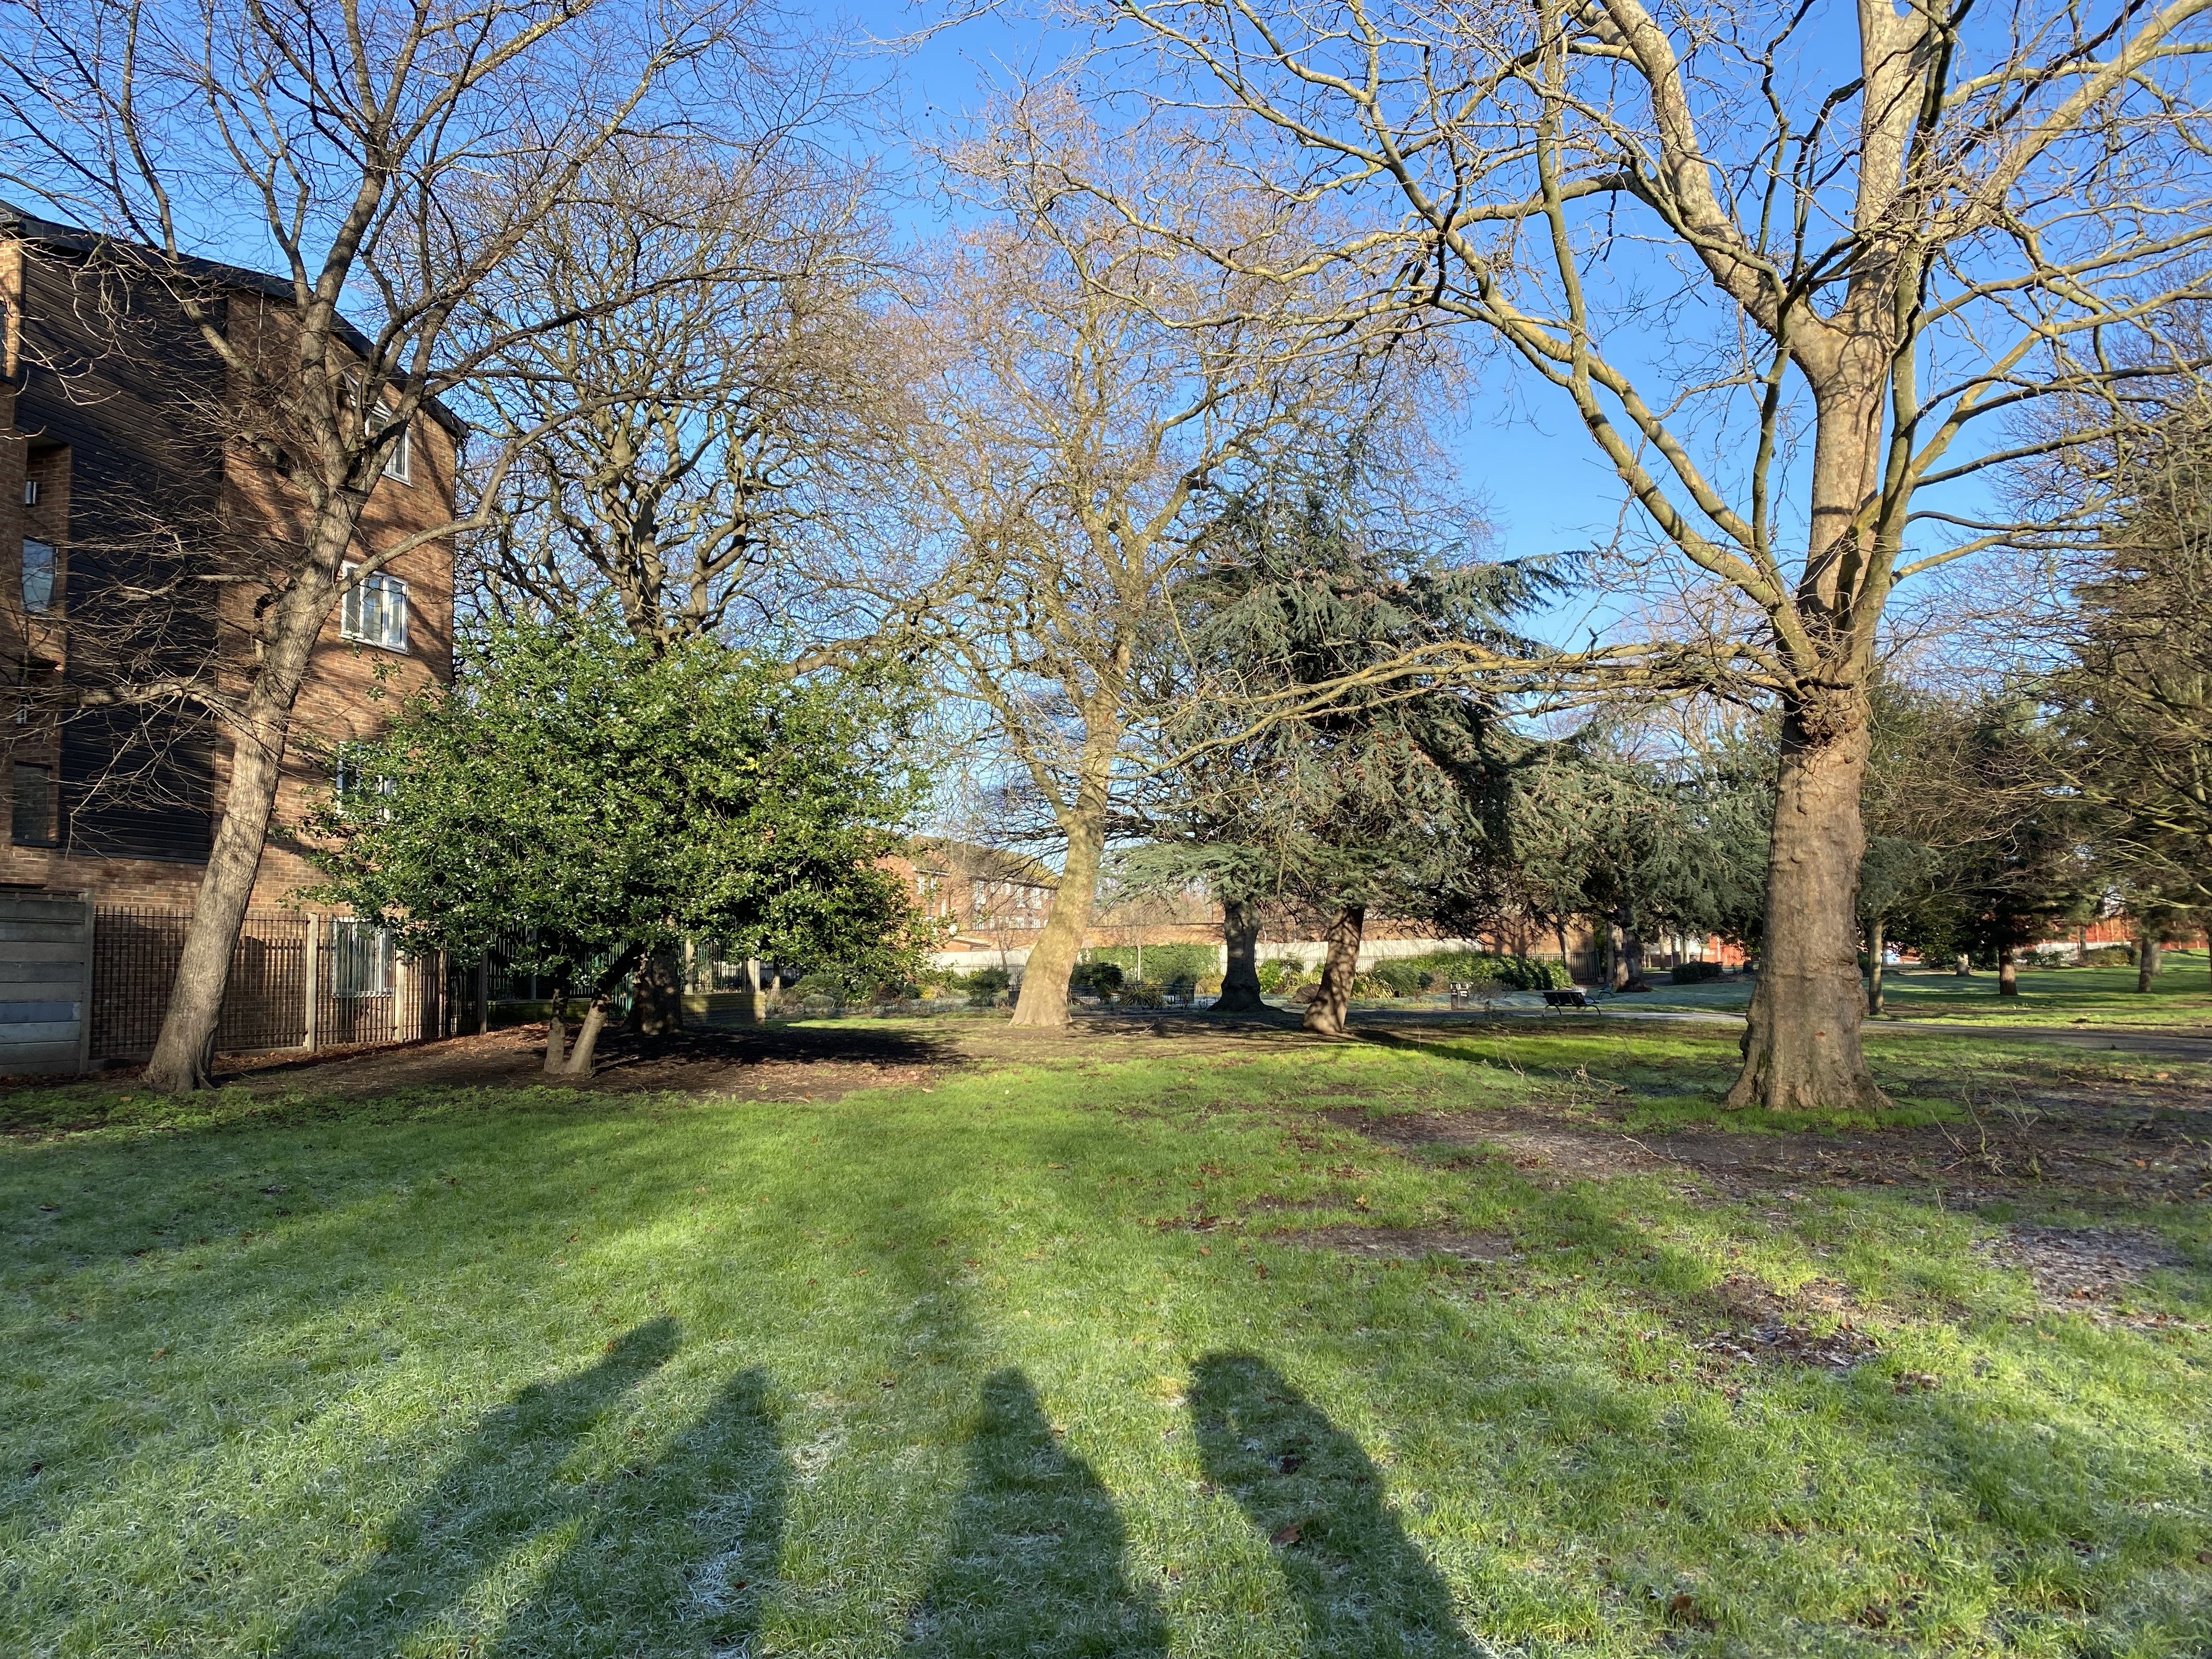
[0,1038,84,1068]
[0,921,89,943]
[0,957,84,980]
[0,944,92,965]
[0,1019,80,1042]
[0,897,89,922]
[0,980,84,1001]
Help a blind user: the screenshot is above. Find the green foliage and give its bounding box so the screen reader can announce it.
[1256,957,1308,992]
[1888,703,2097,966]
[1118,981,1165,1008]
[1084,943,1218,987]
[1068,961,1124,997]
[1671,960,1726,984]
[1386,950,1573,990]
[1125,461,1556,930]
[943,966,1013,1006]
[1504,724,1772,953]
[307,612,924,998]
[1370,959,1437,996]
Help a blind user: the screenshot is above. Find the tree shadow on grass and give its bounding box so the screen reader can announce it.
[275,1318,789,1658]
[1192,1353,1483,1657]
[901,1368,1168,1658]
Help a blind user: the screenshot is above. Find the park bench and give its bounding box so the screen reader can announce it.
[1542,988,1592,1010]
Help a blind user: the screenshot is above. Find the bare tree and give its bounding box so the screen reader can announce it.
[451,130,895,1031]
[858,110,1408,1029]
[1076,0,2212,1107]
[464,134,891,648]
[2,0,765,1088]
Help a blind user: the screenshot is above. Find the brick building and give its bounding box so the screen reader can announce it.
[0,208,458,911]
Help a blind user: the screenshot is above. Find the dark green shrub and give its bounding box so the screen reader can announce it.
[1069,961,1125,996]
[1372,960,1438,996]
[1392,950,1572,991]
[1670,960,1725,984]
[1086,943,1220,985]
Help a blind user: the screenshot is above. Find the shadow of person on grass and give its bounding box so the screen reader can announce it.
[278,1318,680,1657]
[1192,1352,1482,1657]
[488,1364,786,1658]
[901,1368,1168,1658]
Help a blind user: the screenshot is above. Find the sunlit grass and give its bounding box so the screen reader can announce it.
[3,1025,2208,1656]
[1875,953,2212,1030]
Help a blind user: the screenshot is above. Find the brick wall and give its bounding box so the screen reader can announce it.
[0,244,456,912]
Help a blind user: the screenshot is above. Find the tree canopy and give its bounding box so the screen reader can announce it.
[306,613,925,1073]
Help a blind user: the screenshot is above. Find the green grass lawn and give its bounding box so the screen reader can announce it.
[1872,956,2212,1030]
[4,1023,2209,1657]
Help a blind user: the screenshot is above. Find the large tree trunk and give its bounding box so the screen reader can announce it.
[1011,718,1121,1029]
[1302,906,1365,1036]
[1727,707,1886,1112]
[562,996,616,1076]
[630,946,685,1035]
[1997,947,2019,996]
[145,529,356,1092]
[1612,905,1645,989]
[1010,778,1110,1030]
[1866,914,1885,1015]
[1213,897,1267,1013]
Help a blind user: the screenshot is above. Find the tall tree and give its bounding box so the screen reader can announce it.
[464,136,888,646]
[2,0,770,1089]
[1503,720,1770,989]
[1084,0,2212,1108]
[2045,407,2212,899]
[1129,473,1551,1034]
[857,112,1400,1029]
[457,132,893,1030]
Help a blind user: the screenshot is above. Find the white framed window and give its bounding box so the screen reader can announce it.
[379,416,411,483]
[21,540,55,613]
[340,562,409,651]
[331,744,394,817]
[332,920,395,997]
[341,370,413,484]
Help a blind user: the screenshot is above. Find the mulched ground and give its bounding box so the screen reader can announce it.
[207,1009,1324,1102]
[215,1021,969,1103]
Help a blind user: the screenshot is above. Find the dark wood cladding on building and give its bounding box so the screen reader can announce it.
[15,248,224,861]
[0,208,459,907]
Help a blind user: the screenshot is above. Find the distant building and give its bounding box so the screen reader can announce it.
[0,208,458,909]
[890,834,1741,983]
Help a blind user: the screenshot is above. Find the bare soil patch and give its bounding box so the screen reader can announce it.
[217,1021,967,1103]
[1329,1094,2212,1210]
[1976,1224,2192,1327]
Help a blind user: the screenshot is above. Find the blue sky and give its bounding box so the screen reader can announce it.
[839,0,1660,648]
